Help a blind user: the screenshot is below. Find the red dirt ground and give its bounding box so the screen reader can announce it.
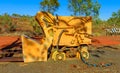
[92,36,120,46]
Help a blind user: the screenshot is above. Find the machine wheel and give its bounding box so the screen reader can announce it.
[52,50,66,61]
[80,46,89,59]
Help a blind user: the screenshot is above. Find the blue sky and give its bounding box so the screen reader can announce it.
[0,0,120,20]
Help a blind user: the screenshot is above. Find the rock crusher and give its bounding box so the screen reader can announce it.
[21,11,92,62]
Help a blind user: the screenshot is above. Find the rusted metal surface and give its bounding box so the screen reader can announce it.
[0,36,20,49]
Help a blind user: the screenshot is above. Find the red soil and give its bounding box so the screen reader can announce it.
[92,36,120,46]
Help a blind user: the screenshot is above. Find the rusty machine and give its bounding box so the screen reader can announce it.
[21,11,92,62]
[0,11,112,67]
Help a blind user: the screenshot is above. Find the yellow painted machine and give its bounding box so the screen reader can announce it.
[21,11,92,62]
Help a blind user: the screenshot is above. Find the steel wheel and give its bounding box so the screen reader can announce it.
[52,50,66,61]
[51,50,59,60]
[80,46,89,59]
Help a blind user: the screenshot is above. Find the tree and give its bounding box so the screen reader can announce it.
[2,13,11,25]
[40,0,60,15]
[12,13,21,17]
[68,0,101,18]
[107,9,120,26]
[30,17,42,36]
